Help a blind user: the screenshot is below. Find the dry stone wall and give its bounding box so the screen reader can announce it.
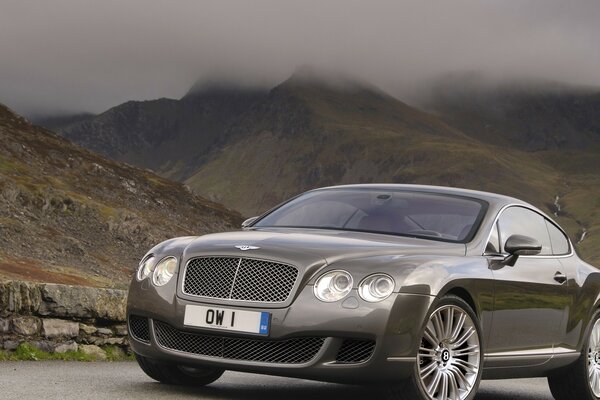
[0,281,129,359]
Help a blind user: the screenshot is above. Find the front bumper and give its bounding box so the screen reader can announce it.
[127,275,435,384]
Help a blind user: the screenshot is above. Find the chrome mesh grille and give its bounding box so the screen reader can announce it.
[128,315,150,343]
[154,321,324,364]
[183,257,298,303]
[335,339,376,364]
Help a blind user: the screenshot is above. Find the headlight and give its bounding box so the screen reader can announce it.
[358,274,395,302]
[152,256,178,286]
[136,255,156,281]
[314,270,353,302]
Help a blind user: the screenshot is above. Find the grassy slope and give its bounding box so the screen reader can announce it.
[0,104,242,287]
[186,81,599,265]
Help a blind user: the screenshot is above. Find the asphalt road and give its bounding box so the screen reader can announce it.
[0,361,555,400]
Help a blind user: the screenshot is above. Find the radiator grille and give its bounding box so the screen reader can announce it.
[128,315,150,343]
[335,339,376,364]
[182,257,298,303]
[154,321,324,364]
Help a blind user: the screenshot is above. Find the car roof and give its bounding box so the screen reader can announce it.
[314,184,531,209]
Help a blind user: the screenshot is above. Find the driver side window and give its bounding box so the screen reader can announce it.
[497,206,552,255]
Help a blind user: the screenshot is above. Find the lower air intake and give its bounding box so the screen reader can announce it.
[153,321,324,364]
[128,315,150,343]
[335,339,376,364]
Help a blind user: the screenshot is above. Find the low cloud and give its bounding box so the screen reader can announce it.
[1,0,599,115]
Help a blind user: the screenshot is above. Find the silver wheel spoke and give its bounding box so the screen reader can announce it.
[448,365,471,391]
[420,361,438,379]
[432,312,445,343]
[427,370,442,396]
[447,370,460,400]
[417,304,480,400]
[444,308,454,339]
[440,372,449,400]
[453,358,478,374]
[425,324,439,346]
[453,345,479,357]
[452,327,475,349]
[419,347,438,358]
[450,313,466,342]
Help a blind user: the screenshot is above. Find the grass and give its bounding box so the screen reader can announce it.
[0,154,23,174]
[0,343,133,362]
[105,345,135,361]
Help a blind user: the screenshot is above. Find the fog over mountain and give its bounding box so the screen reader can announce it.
[1,0,599,115]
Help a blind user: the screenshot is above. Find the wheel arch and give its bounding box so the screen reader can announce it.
[440,286,478,317]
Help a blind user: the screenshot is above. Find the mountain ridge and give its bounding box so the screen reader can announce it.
[53,87,267,181]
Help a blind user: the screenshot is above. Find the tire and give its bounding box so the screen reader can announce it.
[135,353,224,386]
[548,309,600,400]
[387,295,484,400]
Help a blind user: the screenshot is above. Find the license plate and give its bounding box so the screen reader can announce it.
[183,305,270,335]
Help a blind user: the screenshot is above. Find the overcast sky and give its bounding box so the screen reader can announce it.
[1,0,599,115]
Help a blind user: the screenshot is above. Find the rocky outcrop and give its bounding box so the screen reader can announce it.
[0,280,128,358]
[39,284,126,321]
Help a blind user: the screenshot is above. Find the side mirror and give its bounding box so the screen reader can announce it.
[503,234,542,266]
[241,216,259,228]
[505,234,542,256]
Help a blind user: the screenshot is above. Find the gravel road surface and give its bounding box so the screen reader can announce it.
[0,361,555,399]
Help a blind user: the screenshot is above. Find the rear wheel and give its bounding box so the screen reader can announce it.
[387,295,483,400]
[548,310,600,400]
[135,353,224,386]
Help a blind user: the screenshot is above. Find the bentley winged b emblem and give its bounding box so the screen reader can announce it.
[235,245,260,251]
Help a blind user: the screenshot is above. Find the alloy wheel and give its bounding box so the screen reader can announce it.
[417,305,481,400]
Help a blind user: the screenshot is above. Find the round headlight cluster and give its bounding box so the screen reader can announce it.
[358,274,395,302]
[136,255,156,281]
[152,256,178,286]
[314,270,353,302]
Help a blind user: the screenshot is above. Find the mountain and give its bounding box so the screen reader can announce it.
[184,72,600,264]
[32,112,96,132]
[423,73,600,153]
[37,71,600,265]
[52,85,267,181]
[0,103,242,288]
[185,72,553,210]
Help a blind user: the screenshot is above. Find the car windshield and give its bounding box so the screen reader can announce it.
[254,189,488,243]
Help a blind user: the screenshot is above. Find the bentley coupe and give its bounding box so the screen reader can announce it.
[127,184,599,400]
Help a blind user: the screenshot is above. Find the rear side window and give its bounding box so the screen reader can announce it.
[497,206,552,255]
[546,220,571,255]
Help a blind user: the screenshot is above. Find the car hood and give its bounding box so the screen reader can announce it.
[181,228,465,272]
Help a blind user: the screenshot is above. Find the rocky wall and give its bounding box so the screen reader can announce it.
[0,280,129,359]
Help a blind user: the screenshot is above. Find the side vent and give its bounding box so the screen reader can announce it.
[128,315,150,343]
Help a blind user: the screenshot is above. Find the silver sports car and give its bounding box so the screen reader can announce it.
[127,184,600,400]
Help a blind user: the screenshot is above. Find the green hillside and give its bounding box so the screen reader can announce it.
[0,103,241,288]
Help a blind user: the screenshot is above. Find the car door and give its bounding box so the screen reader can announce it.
[485,206,571,366]
[545,218,578,351]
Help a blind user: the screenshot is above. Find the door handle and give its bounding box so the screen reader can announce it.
[554,272,567,284]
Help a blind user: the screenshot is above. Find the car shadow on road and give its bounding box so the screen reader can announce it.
[128,381,551,400]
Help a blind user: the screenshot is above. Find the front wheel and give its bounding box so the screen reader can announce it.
[387,295,483,400]
[135,353,224,386]
[548,310,600,400]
